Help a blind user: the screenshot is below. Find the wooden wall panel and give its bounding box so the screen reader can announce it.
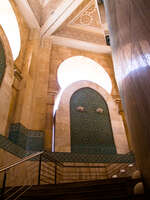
[104,0,150,189]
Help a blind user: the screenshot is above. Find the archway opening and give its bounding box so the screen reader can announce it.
[0,0,21,60]
[52,56,112,151]
[55,56,112,113]
[57,56,112,93]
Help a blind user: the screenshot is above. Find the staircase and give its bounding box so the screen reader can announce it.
[18,178,144,200]
[0,150,146,200]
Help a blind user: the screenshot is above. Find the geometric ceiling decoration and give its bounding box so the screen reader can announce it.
[13,0,111,54]
[69,0,101,31]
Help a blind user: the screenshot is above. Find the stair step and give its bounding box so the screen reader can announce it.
[12,178,144,200]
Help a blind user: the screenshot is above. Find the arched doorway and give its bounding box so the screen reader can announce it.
[55,80,129,154]
[70,87,116,154]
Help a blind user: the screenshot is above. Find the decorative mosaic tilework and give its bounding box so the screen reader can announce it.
[45,151,135,163]
[0,134,135,163]
[0,135,30,158]
[8,123,44,151]
[0,39,6,85]
[70,87,116,154]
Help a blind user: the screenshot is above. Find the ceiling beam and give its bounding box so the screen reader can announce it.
[41,0,84,37]
[14,0,40,29]
[51,36,111,54]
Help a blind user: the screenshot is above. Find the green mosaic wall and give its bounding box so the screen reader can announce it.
[8,123,44,151]
[0,39,6,85]
[70,87,116,154]
[45,151,135,163]
[0,135,31,158]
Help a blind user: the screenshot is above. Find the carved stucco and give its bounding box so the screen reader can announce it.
[69,0,101,28]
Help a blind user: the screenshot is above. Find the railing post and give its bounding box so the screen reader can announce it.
[54,162,57,185]
[1,170,7,198]
[38,154,42,185]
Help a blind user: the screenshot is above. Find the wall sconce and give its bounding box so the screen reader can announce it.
[76,106,85,112]
[96,107,104,113]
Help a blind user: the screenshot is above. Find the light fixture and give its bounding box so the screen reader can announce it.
[112,175,118,178]
[120,169,126,173]
[128,164,134,167]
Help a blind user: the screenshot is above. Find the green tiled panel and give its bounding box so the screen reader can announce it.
[0,135,30,158]
[0,134,135,163]
[70,87,116,154]
[45,151,135,163]
[8,123,44,151]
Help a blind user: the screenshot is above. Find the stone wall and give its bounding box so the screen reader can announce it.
[0,26,14,136]
[11,29,52,150]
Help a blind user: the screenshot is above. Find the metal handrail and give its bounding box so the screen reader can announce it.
[0,150,136,200]
[0,151,44,173]
[63,165,106,168]
[43,152,64,167]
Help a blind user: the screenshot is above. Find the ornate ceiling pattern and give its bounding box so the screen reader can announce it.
[14,0,111,54]
[69,0,101,29]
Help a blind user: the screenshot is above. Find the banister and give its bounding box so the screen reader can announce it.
[0,151,44,173]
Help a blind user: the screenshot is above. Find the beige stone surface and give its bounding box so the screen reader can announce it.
[27,0,41,24]
[61,162,108,183]
[49,44,118,95]
[0,26,14,136]
[0,150,56,187]
[0,149,38,187]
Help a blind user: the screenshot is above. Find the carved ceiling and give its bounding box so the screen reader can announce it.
[69,0,101,31]
[53,0,106,47]
[27,0,64,26]
[14,0,110,54]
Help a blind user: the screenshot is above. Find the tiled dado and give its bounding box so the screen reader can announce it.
[8,123,44,151]
[0,135,30,158]
[45,151,135,163]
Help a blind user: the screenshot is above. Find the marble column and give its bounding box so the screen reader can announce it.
[104,0,150,189]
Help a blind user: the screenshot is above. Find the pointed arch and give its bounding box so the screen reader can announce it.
[57,56,112,93]
[55,80,129,154]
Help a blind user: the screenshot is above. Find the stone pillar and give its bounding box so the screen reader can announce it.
[104,0,150,189]
[113,96,133,151]
[13,29,40,127]
[45,91,57,151]
[13,29,52,150]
